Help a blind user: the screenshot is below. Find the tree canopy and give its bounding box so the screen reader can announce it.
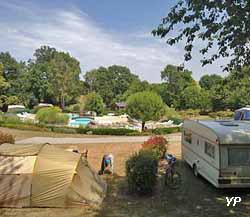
[160,64,195,108]
[153,0,250,71]
[85,65,139,106]
[199,74,223,90]
[1,45,250,114]
[126,91,166,131]
[84,92,105,115]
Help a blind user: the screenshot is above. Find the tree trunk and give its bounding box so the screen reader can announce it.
[142,121,146,132]
[61,95,65,111]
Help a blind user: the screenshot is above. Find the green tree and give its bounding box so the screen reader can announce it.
[0,63,19,110]
[153,0,250,70]
[161,64,195,108]
[48,51,81,110]
[0,63,10,109]
[126,91,166,131]
[222,66,250,109]
[85,65,139,106]
[84,92,105,115]
[122,80,151,100]
[34,45,56,64]
[180,84,212,111]
[199,74,223,90]
[0,52,25,102]
[23,63,51,104]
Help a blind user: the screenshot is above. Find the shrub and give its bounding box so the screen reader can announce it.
[178,109,200,119]
[51,127,77,134]
[126,150,158,195]
[36,107,69,125]
[76,127,136,135]
[0,123,50,132]
[208,111,234,119]
[165,106,180,120]
[2,115,21,124]
[142,136,168,159]
[65,104,80,113]
[152,127,181,135]
[0,131,15,144]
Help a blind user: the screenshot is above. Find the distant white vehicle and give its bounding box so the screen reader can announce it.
[107,113,115,116]
[8,105,25,110]
[234,106,250,121]
[182,120,250,188]
[38,103,53,107]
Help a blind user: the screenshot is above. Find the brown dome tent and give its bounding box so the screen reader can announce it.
[0,143,106,207]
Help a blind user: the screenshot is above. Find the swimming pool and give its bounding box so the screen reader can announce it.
[69,117,92,127]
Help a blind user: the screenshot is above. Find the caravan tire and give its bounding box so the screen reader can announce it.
[193,164,199,177]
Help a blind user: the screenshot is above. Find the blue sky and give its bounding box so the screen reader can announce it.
[0,0,228,82]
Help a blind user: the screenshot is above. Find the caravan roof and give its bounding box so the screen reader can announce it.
[184,120,250,145]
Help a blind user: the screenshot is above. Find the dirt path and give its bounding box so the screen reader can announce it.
[16,134,181,145]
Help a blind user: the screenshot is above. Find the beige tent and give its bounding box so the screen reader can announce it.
[0,143,106,208]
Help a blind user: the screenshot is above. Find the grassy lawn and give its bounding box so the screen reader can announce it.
[1,162,249,217]
[0,128,249,217]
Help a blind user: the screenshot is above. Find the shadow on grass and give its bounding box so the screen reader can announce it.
[98,162,250,217]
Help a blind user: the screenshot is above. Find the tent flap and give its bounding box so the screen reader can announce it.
[0,143,106,208]
[31,144,81,207]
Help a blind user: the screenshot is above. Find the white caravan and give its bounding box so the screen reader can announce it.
[182,120,250,188]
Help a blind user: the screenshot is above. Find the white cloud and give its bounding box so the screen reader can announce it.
[0,1,227,82]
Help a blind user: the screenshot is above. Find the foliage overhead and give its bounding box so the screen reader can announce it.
[153,0,250,70]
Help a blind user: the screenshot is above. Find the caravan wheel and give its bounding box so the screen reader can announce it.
[193,164,199,177]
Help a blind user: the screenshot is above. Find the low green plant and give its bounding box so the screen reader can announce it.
[152,127,181,135]
[36,107,69,125]
[126,150,158,195]
[178,109,200,119]
[165,106,180,120]
[51,127,77,134]
[76,127,136,135]
[208,111,234,119]
[0,123,50,132]
[2,115,21,124]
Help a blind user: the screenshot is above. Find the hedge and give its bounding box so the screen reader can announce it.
[0,122,50,132]
[0,118,181,136]
[152,127,181,135]
[50,126,77,134]
[76,126,136,135]
[208,111,234,119]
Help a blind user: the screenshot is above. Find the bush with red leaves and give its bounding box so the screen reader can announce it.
[142,136,167,159]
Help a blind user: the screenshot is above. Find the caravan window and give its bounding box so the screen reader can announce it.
[234,111,242,120]
[184,131,192,144]
[243,111,250,120]
[228,148,250,166]
[205,142,215,159]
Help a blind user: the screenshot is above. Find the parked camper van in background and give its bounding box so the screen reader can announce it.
[234,107,250,121]
[182,120,250,188]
